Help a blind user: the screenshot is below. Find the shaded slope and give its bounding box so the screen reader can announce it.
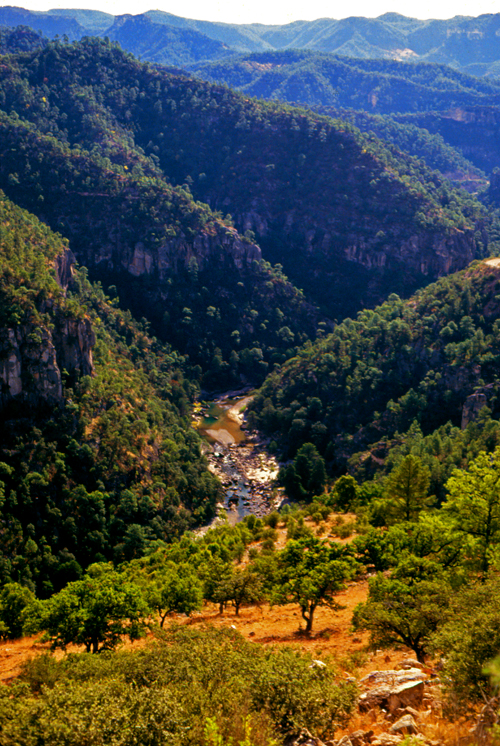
[0,39,489,323]
[0,41,318,382]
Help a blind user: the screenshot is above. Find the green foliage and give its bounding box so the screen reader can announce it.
[280,442,327,500]
[24,563,149,653]
[385,454,433,522]
[141,562,203,627]
[213,567,264,616]
[353,556,453,661]
[0,582,35,639]
[272,536,356,634]
[431,575,500,708]
[1,626,357,744]
[442,446,500,574]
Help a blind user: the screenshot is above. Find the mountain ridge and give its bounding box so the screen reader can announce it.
[1,7,500,74]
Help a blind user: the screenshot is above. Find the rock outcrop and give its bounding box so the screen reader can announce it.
[358,668,428,714]
[0,248,95,413]
[0,314,94,412]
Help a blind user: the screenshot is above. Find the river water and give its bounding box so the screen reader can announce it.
[194,393,281,524]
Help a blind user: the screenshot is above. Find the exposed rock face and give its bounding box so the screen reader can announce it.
[55,247,77,290]
[0,248,95,413]
[358,669,427,714]
[461,391,488,429]
[344,227,475,279]
[0,315,94,412]
[90,225,261,279]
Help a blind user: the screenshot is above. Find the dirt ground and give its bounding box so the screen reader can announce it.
[0,516,475,744]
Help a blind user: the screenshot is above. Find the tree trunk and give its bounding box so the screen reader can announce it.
[301,604,314,634]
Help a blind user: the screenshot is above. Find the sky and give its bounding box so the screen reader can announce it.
[4,0,500,25]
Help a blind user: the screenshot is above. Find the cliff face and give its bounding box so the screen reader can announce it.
[0,313,94,412]
[106,226,261,279]
[0,240,95,414]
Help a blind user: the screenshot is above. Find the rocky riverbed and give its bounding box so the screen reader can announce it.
[194,392,283,524]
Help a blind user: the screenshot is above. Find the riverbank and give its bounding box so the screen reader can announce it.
[194,392,283,524]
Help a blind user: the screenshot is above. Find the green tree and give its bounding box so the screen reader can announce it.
[273,537,356,634]
[213,568,263,616]
[431,575,500,708]
[0,583,35,639]
[145,562,203,627]
[353,556,451,662]
[24,563,148,653]
[442,448,500,574]
[333,475,359,512]
[385,454,432,522]
[281,443,326,500]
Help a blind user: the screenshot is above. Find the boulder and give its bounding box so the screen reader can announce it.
[371,735,402,746]
[387,681,425,713]
[347,730,374,745]
[283,729,325,746]
[390,715,419,735]
[358,669,426,714]
[397,659,424,670]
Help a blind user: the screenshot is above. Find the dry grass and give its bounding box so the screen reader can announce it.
[0,515,480,744]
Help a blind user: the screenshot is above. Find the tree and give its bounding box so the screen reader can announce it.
[0,583,35,639]
[273,537,356,634]
[333,475,358,512]
[146,562,203,627]
[24,563,148,653]
[431,575,500,708]
[442,448,500,574]
[385,454,432,522]
[213,568,263,616]
[281,443,326,500]
[353,556,451,662]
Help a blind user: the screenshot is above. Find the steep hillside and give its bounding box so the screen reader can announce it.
[393,107,500,176]
[0,190,224,594]
[194,49,500,183]
[250,259,500,470]
[104,14,234,66]
[0,39,489,334]
[0,43,318,382]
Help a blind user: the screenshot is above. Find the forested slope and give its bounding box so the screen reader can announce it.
[250,259,500,473]
[0,190,223,594]
[0,38,490,345]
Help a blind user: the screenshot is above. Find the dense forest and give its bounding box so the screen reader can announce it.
[0,37,493,328]
[3,27,500,746]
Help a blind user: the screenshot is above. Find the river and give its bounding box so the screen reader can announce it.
[194,392,282,525]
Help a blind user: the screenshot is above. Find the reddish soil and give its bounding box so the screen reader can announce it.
[0,516,475,744]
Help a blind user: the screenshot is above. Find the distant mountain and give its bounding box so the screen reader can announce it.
[103,14,233,66]
[0,6,86,40]
[1,8,500,75]
[192,50,500,113]
[192,49,500,184]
